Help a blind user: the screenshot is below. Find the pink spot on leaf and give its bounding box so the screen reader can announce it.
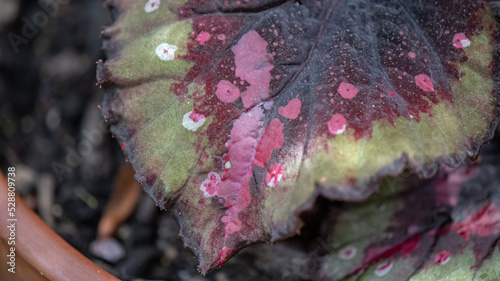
[337,82,359,99]
[408,52,416,59]
[200,172,221,198]
[435,250,451,265]
[278,98,301,119]
[196,31,211,45]
[216,80,240,103]
[189,111,205,122]
[217,34,227,41]
[453,33,471,48]
[266,164,283,187]
[415,74,434,92]
[327,114,347,135]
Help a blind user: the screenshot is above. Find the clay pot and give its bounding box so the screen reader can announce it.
[0,172,119,281]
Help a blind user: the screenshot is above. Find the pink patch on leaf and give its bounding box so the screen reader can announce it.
[196,31,211,45]
[415,74,434,92]
[327,114,347,135]
[217,247,233,266]
[337,82,359,99]
[216,80,240,103]
[217,107,265,235]
[278,98,302,119]
[435,250,451,265]
[453,33,471,48]
[254,118,284,167]
[200,172,221,198]
[266,164,283,187]
[232,30,274,109]
[452,203,500,240]
[354,235,421,275]
[408,52,416,59]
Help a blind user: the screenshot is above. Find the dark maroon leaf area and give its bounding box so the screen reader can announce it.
[174,0,490,147]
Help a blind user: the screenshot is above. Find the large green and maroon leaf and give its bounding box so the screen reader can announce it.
[98,0,499,273]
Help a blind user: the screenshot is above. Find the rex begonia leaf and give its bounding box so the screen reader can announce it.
[98,0,500,273]
[315,141,500,281]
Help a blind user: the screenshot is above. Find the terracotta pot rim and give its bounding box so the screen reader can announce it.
[0,172,120,281]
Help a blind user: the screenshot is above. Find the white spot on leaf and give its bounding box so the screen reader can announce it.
[182,110,206,131]
[328,114,347,135]
[200,172,220,198]
[338,246,357,260]
[155,43,177,61]
[374,260,393,277]
[266,164,283,187]
[333,124,346,135]
[435,250,451,265]
[453,33,471,49]
[145,0,160,13]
